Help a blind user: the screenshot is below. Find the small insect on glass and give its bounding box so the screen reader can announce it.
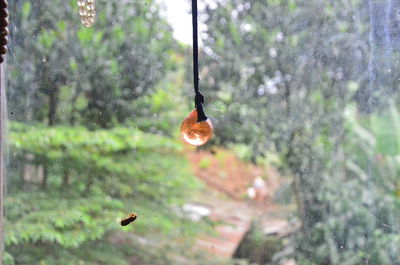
[77,0,96,28]
[120,213,138,227]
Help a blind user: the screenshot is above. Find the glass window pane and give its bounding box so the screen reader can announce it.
[3,1,400,265]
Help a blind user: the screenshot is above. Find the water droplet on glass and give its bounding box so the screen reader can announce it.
[269,48,278,58]
[276,32,284,42]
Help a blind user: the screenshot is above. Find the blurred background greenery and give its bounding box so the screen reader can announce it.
[4,0,400,264]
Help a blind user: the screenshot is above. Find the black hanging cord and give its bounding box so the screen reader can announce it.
[192,0,207,122]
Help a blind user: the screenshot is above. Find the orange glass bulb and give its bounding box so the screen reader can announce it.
[180,109,213,146]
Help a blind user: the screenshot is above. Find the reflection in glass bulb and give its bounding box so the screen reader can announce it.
[180,109,213,146]
[78,0,96,27]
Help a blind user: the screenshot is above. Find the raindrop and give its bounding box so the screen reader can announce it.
[276,32,284,42]
[269,48,277,58]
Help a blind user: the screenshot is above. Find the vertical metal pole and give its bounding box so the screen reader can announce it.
[0,62,4,265]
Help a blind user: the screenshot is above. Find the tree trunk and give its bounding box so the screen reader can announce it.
[42,166,48,189]
[62,169,70,187]
[85,175,93,194]
[48,86,58,126]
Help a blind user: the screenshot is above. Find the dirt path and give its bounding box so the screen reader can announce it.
[186,148,289,259]
[188,149,281,200]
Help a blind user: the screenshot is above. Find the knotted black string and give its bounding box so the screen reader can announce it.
[192,0,207,122]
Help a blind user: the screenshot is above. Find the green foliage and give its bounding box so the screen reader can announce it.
[5,123,203,264]
[7,0,400,264]
[6,193,123,248]
[5,1,202,263]
[199,157,212,169]
[304,105,400,265]
[128,69,190,135]
[201,0,400,264]
[234,223,283,265]
[8,0,179,128]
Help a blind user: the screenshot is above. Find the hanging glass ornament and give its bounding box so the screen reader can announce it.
[180,0,213,146]
[77,0,96,28]
[181,109,213,146]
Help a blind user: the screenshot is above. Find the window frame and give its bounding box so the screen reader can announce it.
[0,63,5,264]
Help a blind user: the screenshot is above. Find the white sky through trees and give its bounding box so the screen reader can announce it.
[161,0,208,45]
[162,0,192,45]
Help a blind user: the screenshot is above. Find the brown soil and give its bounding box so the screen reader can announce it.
[186,148,289,259]
[187,148,280,201]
